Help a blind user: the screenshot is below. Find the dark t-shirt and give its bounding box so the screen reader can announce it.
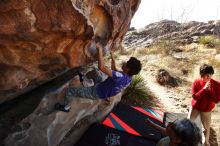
[96,70,132,99]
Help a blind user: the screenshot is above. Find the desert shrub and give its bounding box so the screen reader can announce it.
[118,44,133,55]
[131,31,139,35]
[208,58,220,80]
[135,48,149,56]
[208,58,220,67]
[199,36,220,48]
[122,74,151,103]
[154,40,177,55]
[134,39,178,56]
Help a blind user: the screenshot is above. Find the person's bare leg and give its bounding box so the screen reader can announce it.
[188,107,200,120]
[188,107,205,144]
[200,112,211,146]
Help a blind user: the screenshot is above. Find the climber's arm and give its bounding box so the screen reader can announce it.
[110,51,118,71]
[145,119,166,135]
[96,43,113,77]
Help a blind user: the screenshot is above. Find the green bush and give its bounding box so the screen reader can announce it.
[199,36,220,48]
[122,74,151,103]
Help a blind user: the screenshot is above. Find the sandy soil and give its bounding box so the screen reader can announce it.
[119,45,220,145]
[141,60,220,146]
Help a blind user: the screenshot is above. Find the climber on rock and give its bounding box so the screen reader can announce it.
[55,42,142,112]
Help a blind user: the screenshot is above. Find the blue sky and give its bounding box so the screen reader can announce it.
[131,0,220,29]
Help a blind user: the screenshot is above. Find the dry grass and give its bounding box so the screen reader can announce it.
[208,58,220,68]
[155,40,178,55]
[208,54,220,81]
[199,35,220,49]
[119,48,133,55]
[120,37,220,145]
[134,40,178,57]
[199,35,220,54]
[135,47,149,56]
[120,39,220,100]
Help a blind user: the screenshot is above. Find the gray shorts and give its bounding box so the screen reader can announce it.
[64,85,100,106]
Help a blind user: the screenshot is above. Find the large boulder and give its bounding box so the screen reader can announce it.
[0,0,141,103]
[156,69,178,87]
[4,72,122,146]
[0,0,141,145]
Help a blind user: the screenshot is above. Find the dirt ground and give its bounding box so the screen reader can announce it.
[119,43,220,146]
[141,63,220,146]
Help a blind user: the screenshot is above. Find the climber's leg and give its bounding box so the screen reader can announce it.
[55,85,99,112]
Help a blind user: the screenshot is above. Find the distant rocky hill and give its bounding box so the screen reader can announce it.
[123,20,220,49]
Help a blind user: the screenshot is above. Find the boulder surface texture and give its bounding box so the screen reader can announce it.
[0,0,140,145]
[0,0,140,103]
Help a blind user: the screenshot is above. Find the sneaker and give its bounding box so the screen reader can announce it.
[54,103,70,112]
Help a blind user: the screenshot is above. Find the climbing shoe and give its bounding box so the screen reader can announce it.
[77,71,84,82]
[54,103,70,112]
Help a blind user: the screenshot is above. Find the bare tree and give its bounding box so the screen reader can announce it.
[175,4,195,24]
